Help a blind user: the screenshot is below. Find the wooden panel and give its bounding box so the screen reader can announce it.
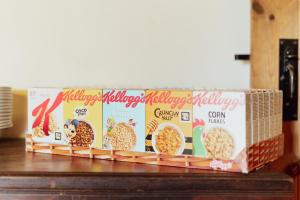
[251,0,298,89]
[251,1,299,199]
[251,0,299,156]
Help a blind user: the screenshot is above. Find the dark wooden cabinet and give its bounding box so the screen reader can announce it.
[0,139,295,199]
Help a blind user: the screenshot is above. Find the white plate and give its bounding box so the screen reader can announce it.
[0,117,12,122]
[0,112,12,116]
[0,93,12,96]
[0,114,12,118]
[0,121,12,126]
[0,106,13,109]
[0,94,12,97]
[151,122,186,155]
[0,91,12,95]
[0,120,12,125]
[0,96,13,100]
[0,124,13,129]
[0,88,12,91]
[0,106,13,110]
[0,100,13,107]
[0,111,13,115]
[0,99,12,101]
[0,100,12,103]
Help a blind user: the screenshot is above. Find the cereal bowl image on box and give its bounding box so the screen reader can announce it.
[151,122,185,155]
[203,127,235,160]
[104,119,137,151]
[63,119,95,147]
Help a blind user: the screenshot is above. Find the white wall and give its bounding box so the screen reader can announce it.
[0,0,250,89]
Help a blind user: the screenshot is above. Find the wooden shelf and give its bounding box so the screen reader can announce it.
[0,139,296,199]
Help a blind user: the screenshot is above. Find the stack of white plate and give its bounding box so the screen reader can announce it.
[0,87,13,129]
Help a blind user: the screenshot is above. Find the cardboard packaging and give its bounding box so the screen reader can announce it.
[102,89,145,152]
[28,88,103,149]
[192,90,251,173]
[145,90,193,155]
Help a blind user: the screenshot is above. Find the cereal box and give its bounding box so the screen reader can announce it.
[102,89,145,152]
[192,90,251,172]
[28,88,64,145]
[63,88,102,148]
[251,91,259,145]
[27,88,284,174]
[28,88,102,148]
[145,90,193,155]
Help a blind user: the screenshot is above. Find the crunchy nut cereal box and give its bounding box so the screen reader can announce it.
[145,90,193,155]
[192,90,251,172]
[102,89,145,152]
[28,88,102,148]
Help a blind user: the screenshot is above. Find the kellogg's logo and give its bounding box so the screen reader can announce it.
[210,160,232,171]
[63,89,102,106]
[193,91,245,111]
[102,90,145,108]
[145,91,193,109]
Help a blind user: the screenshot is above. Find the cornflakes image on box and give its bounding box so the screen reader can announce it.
[102,89,145,152]
[145,90,193,155]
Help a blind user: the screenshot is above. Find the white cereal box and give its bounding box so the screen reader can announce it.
[193,90,251,172]
[28,88,65,145]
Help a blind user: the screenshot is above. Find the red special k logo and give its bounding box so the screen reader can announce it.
[145,91,193,109]
[193,91,245,111]
[32,92,63,136]
[102,90,145,108]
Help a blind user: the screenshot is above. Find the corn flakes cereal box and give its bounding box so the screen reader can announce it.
[145,90,193,155]
[192,90,251,172]
[102,89,145,152]
[28,88,102,148]
[251,91,259,145]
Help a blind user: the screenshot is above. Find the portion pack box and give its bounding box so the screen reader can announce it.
[26,88,284,174]
[28,88,103,148]
[102,89,145,152]
[145,90,193,155]
[192,90,251,173]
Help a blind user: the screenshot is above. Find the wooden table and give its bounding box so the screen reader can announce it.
[0,139,296,200]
